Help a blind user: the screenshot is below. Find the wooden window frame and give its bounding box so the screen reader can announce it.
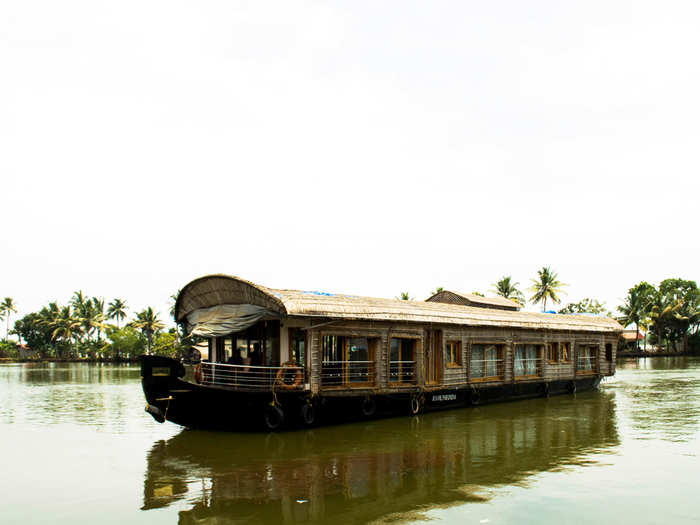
[576,344,598,375]
[560,342,572,363]
[388,337,418,386]
[605,343,613,361]
[513,343,544,379]
[547,342,559,364]
[445,340,462,368]
[469,342,505,383]
[321,334,377,388]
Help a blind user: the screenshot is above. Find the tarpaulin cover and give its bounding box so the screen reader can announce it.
[186,304,277,337]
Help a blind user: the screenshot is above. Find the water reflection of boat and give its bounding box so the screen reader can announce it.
[142,275,622,431]
[142,392,619,523]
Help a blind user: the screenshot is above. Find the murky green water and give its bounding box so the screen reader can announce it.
[1,358,698,524]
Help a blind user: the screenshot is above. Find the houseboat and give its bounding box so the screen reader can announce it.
[141,274,622,431]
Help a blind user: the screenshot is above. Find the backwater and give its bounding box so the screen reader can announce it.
[1,357,698,524]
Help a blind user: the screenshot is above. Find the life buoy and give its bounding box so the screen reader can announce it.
[275,361,303,390]
[193,364,202,384]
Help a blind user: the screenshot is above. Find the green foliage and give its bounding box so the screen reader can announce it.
[0,340,17,358]
[529,267,567,311]
[396,292,413,301]
[151,331,180,358]
[0,297,18,341]
[13,313,53,357]
[107,298,128,328]
[104,326,145,360]
[131,307,165,354]
[559,298,610,316]
[471,291,484,297]
[430,287,444,296]
[491,276,525,306]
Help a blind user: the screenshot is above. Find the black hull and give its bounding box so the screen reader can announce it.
[141,356,602,432]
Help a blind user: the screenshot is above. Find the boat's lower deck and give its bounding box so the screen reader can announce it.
[142,356,601,431]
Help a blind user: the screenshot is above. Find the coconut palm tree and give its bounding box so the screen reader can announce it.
[648,294,683,351]
[0,297,17,342]
[90,297,107,344]
[107,298,128,329]
[617,290,651,351]
[529,267,567,312]
[132,307,165,355]
[48,306,82,358]
[491,276,525,306]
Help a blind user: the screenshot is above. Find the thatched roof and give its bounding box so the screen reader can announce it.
[175,274,622,334]
[426,290,521,311]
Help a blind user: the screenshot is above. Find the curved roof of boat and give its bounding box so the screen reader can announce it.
[175,274,622,333]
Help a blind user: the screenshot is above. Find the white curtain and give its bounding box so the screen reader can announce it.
[185,304,277,337]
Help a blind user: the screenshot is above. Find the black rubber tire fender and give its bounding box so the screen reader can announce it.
[470,390,481,406]
[361,397,377,417]
[301,403,316,426]
[263,405,285,431]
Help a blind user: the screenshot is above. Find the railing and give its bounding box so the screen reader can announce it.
[321,360,375,386]
[200,362,305,391]
[469,358,505,382]
[388,360,416,385]
[514,357,543,378]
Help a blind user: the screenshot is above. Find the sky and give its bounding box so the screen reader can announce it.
[1,1,699,326]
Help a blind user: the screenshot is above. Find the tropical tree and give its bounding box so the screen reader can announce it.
[132,307,165,355]
[89,297,107,344]
[648,294,683,351]
[0,297,18,342]
[560,298,610,316]
[107,298,128,328]
[430,287,444,296]
[491,276,525,306]
[396,292,413,301]
[48,306,82,358]
[529,267,567,312]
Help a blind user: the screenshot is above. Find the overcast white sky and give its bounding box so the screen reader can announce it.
[2,1,698,325]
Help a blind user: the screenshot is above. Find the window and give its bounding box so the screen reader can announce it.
[446,341,462,367]
[561,342,571,362]
[389,338,416,384]
[289,328,306,366]
[514,344,543,378]
[576,345,596,372]
[548,342,559,363]
[605,343,613,361]
[321,335,375,386]
[470,344,504,381]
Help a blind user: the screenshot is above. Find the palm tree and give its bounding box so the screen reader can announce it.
[0,297,17,342]
[107,298,128,328]
[132,307,165,355]
[48,306,82,358]
[396,292,413,301]
[90,297,107,344]
[529,267,567,312]
[648,295,683,351]
[617,290,651,351]
[491,277,525,306]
